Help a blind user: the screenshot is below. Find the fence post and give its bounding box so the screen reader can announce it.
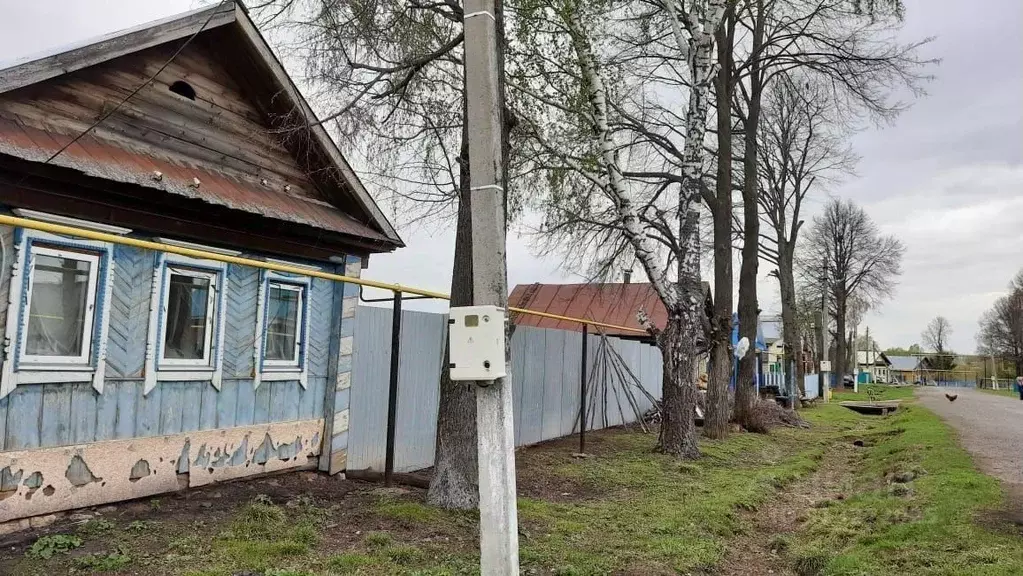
[579,324,588,454]
[384,291,403,487]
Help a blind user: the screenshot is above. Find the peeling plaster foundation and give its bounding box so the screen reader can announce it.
[0,419,324,523]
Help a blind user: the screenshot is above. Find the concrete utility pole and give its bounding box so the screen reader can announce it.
[820,268,830,400]
[463,1,520,574]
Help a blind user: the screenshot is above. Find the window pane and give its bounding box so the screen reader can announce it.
[26,254,92,357]
[164,273,211,360]
[266,285,299,362]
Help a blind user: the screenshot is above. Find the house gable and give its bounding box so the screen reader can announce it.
[0,2,401,253]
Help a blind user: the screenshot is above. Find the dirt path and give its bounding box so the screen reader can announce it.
[716,444,856,576]
[917,386,1023,519]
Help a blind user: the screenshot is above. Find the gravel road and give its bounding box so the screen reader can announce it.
[916,386,1023,488]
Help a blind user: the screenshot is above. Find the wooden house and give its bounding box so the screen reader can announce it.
[0,2,401,524]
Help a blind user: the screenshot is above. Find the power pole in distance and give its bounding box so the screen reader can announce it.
[463,1,520,574]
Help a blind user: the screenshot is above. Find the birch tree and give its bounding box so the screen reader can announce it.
[514,0,725,458]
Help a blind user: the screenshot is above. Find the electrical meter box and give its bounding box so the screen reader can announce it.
[448,305,507,381]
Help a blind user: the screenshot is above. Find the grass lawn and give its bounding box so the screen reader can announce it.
[3,387,1023,575]
[788,393,1023,575]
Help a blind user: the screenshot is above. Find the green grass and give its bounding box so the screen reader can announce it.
[515,426,832,574]
[7,389,1023,576]
[788,397,1023,575]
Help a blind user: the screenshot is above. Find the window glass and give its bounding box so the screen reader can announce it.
[26,254,92,357]
[266,284,301,363]
[163,273,211,360]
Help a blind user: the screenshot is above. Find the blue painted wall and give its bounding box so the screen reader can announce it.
[0,228,347,453]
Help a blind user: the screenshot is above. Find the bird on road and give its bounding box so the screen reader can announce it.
[945,393,958,402]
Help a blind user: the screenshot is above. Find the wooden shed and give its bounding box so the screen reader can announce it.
[0,2,401,524]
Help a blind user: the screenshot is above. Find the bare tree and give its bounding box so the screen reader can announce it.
[758,73,857,402]
[978,272,1023,376]
[797,198,904,382]
[515,0,727,458]
[922,316,954,369]
[253,0,484,509]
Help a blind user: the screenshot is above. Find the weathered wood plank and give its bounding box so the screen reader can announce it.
[253,382,271,424]
[223,266,258,379]
[134,384,162,438]
[199,381,218,431]
[69,382,98,445]
[113,381,139,440]
[106,245,154,378]
[40,384,73,448]
[4,386,42,451]
[0,394,8,452]
[180,384,202,433]
[234,381,255,427]
[159,382,185,436]
[0,4,236,93]
[94,380,119,442]
[217,380,240,429]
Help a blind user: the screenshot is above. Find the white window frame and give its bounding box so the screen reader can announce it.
[253,269,312,390]
[20,245,101,368]
[143,251,228,395]
[158,266,219,369]
[262,281,305,369]
[1,229,115,399]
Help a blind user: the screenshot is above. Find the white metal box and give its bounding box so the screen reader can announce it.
[448,305,507,381]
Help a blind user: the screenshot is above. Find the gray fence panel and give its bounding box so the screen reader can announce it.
[541,330,566,441]
[394,310,446,472]
[560,330,583,437]
[348,307,664,473]
[347,306,392,472]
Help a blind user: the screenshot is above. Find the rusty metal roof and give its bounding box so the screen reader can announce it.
[509,283,668,338]
[0,1,402,248]
[0,117,392,243]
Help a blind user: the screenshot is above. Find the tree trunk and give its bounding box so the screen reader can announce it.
[658,211,701,459]
[777,251,804,404]
[734,0,766,429]
[705,10,736,440]
[834,295,847,388]
[426,114,478,510]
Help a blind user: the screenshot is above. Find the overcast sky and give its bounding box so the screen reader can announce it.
[0,0,1019,354]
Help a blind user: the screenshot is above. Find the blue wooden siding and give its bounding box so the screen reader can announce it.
[0,236,346,453]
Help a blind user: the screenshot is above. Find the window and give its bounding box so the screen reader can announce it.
[253,271,312,389]
[1,228,116,400]
[22,246,100,366]
[143,252,228,395]
[264,282,304,367]
[160,268,217,365]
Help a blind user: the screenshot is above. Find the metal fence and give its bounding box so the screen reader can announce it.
[347,306,663,473]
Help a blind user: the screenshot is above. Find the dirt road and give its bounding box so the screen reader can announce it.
[917,387,1023,490]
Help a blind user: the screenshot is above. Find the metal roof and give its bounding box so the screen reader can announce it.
[508,282,711,339]
[0,118,391,243]
[760,316,782,344]
[887,355,922,371]
[0,1,402,248]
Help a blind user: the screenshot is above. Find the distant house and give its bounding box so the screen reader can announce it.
[760,316,784,375]
[0,3,401,523]
[887,355,932,383]
[507,281,713,345]
[856,350,892,383]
